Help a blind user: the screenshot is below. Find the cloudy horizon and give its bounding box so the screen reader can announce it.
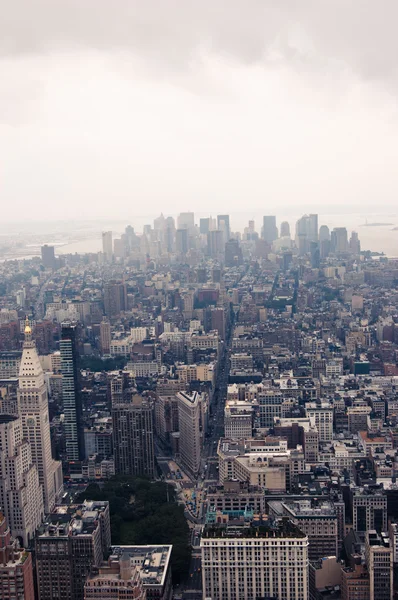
[2,1,398,222]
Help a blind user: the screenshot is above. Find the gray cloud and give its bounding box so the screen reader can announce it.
[1,1,398,85]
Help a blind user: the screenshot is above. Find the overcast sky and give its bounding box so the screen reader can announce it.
[1,1,398,222]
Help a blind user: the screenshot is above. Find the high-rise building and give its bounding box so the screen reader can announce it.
[308,213,318,242]
[350,231,361,255]
[0,513,35,600]
[60,322,85,461]
[176,391,201,476]
[262,215,278,243]
[35,500,111,600]
[0,414,44,546]
[201,518,309,600]
[177,212,195,232]
[41,244,56,269]
[224,239,243,267]
[18,321,63,513]
[112,395,155,478]
[100,318,111,354]
[104,281,128,318]
[365,530,393,600]
[207,230,224,260]
[200,217,211,234]
[310,241,320,268]
[217,214,230,242]
[175,228,189,254]
[102,231,113,262]
[280,221,290,237]
[319,225,331,258]
[331,227,349,254]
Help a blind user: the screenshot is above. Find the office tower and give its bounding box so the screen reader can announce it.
[352,486,387,533]
[35,500,111,600]
[331,227,349,254]
[33,319,54,354]
[310,241,320,268]
[308,213,318,242]
[100,317,111,354]
[211,307,226,340]
[85,545,172,600]
[113,237,126,259]
[350,231,361,254]
[177,211,194,232]
[0,414,44,546]
[164,216,175,252]
[60,322,85,461]
[41,244,56,269]
[102,231,113,262]
[177,391,201,476]
[104,281,128,318]
[207,230,224,259]
[280,220,290,237]
[217,214,230,242]
[262,215,278,242]
[200,217,211,234]
[319,224,331,258]
[282,250,293,271]
[175,228,189,254]
[201,518,309,600]
[18,321,63,513]
[319,224,330,242]
[0,513,35,600]
[365,531,393,600]
[112,395,155,478]
[224,239,243,267]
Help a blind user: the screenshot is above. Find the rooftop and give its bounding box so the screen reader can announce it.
[202,517,306,540]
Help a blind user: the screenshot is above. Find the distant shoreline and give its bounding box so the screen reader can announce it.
[361,222,394,227]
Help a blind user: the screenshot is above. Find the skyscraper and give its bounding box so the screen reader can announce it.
[224,239,243,267]
[36,500,111,600]
[100,317,111,354]
[0,414,44,546]
[60,322,85,461]
[112,395,155,478]
[177,391,201,476]
[177,212,195,232]
[18,320,63,513]
[41,244,56,269]
[102,231,113,262]
[200,217,211,234]
[104,281,128,318]
[217,214,230,242]
[262,215,278,243]
[331,227,349,254]
[176,228,189,254]
[280,221,290,237]
[207,230,224,260]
